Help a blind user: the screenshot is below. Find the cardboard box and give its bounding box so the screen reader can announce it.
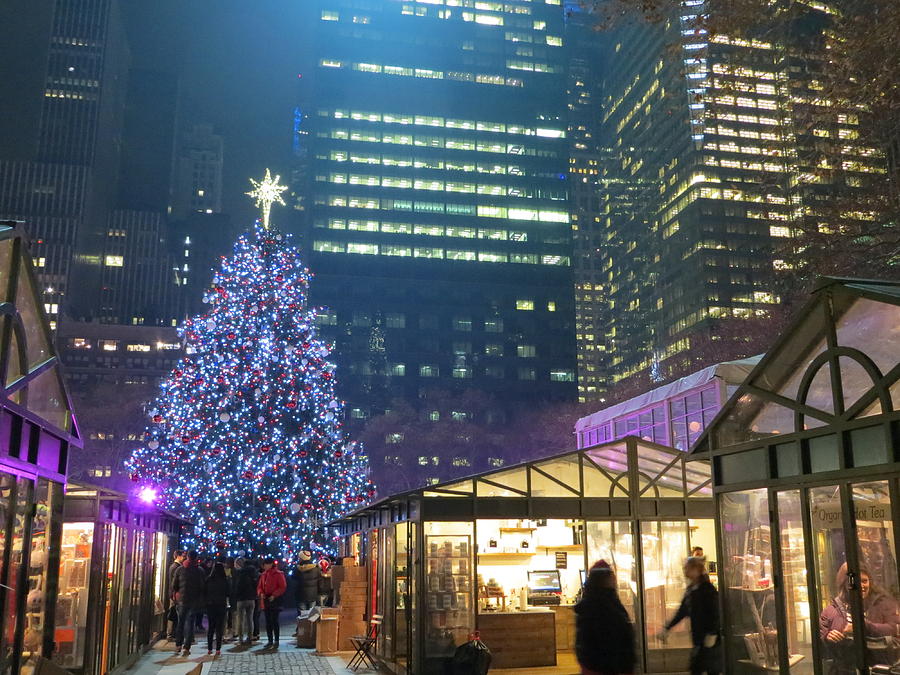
[315,617,340,654]
[296,617,317,648]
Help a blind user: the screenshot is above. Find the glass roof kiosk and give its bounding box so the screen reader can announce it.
[0,221,82,674]
[330,436,715,674]
[691,278,900,675]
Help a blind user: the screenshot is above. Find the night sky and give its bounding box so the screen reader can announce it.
[122,1,304,222]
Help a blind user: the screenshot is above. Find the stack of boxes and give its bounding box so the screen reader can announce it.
[332,558,369,650]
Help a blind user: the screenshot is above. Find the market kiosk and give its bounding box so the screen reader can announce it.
[692,278,900,675]
[0,222,81,675]
[331,436,717,674]
[53,483,189,675]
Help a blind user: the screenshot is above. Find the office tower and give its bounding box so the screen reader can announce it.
[293,0,577,425]
[170,124,224,219]
[597,3,877,384]
[0,0,130,324]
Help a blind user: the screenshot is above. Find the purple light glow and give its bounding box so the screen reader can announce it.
[138,486,158,504]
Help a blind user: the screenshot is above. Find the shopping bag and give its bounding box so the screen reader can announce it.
[451,632,492,675]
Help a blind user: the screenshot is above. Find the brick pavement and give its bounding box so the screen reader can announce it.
[205,648,336,674]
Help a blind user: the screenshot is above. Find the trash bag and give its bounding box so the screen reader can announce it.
[451,635,492,675]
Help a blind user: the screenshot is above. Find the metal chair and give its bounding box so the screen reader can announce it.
[347,615,382,671]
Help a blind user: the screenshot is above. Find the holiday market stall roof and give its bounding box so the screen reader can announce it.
[574,356,760,435]
[329,436,713,532]
[691,277,900,457]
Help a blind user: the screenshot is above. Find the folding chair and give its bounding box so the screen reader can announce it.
[347,614,382,672]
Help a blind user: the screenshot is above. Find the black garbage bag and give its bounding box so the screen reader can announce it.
[451,634,492,675]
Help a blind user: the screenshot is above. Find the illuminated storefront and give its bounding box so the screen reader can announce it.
[54,483,189,675]
[332,436,715,674]
[0,222,81,674]
[693,279,900,674]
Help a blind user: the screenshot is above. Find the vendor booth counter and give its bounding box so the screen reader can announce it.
[331,436,718,674]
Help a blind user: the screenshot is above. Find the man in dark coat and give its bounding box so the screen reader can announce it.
[291,550,322,615]
[232,557,259,645]
[166,550,186,640]
[172,550,206,656]
[660,557,721,675]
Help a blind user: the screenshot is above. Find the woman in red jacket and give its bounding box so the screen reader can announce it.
[257,558,287,649]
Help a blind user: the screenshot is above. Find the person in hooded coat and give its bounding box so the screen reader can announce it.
[575,560,636,675]
[291,550,322,614]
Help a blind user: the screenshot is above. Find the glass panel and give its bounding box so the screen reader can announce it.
[776,442,803,477]
[851,426,890,467]
[438,479,474,494]
[1,478,32,674]
[586,521,635,619]
[643,521,691,650]
[835,297,900,377]
[378,527,393,658]
[809,435,840,473]
[804,363,835,414]
[20,479,63,675]
[530,469,577,497]
[5,326,23,387]
[581,458,619,498]
[777,491,813,674]
[533,455,581,492]
[809,485,850,675]
[720,449,767,485]
[715,392,797,447]
[720,489,776,670]
[688,519,717,576]
[751,302,829,399]
[585,442,629,475]
[0,474,15,673]
[851,481,900,672]
[395,523,410,670]
[99,524,126,674]
[840,356,876,413]
[424,522,473,673]
[23,367,69,432]
[476,467,526,497]
[0,238,12,301]
[15,263,51,369]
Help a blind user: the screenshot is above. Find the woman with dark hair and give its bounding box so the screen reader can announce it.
[574,560,636,675]
[205,562,230,656]
[820,563,900,673]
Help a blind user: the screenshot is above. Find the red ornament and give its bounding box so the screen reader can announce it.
[244,471,255,479]
[275,274,284,282]
[227,333,236,340]
[181,435,190,443]
[299,451,308,458]
[152,415,163,423]
[334,450,343,458]
[286,401,296,409]
[211,448,222,455]
[261,445,271,452]
[130,473,140,482]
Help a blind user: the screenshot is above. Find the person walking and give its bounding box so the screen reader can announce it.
[575,560,636,675]
[257,558,287,650]
[224,557,237,642]
[171,550,206,657]
[205,562,230,656]
[292,551,322,615]
[659,557,721,675]
[166,550,186,641]
[232,557,258,645]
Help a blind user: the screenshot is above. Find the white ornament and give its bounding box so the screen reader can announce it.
[273,454,281,462]
[219,412,231,422]
[324,412,334,421]
[255,388,262,397]
[328,400,339,409]
[205,319,216,330]
[148,441,159,450]
[290,503,301,514]
[258,416,264,423]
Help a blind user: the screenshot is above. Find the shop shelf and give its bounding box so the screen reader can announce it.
[477,552,535,563]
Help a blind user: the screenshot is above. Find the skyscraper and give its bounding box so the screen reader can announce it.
[170,124,224,220]
[292,0,577,424]
[0,0,130,325]
[597,3,878,384]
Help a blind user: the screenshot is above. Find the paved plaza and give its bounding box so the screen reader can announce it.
[204,649,337,675]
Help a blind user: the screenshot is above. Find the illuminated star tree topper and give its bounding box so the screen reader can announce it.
[246,168,288,229]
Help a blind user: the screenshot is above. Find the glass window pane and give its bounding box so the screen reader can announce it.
[23,367,69,432]
[476,467,527,497]
[582,459,618,498]
[851,481,900,671]
[777,491,814,673]
[424,523,473,667]
[644,521,691,651]
[586,521,635,619]
[804,363,834,414]
[2,478,32,672]
[720,489,776,669]
[839,356,876,413]
[809,485,850,675]
[529,469,576,497]
[809,435,840,473]
[719,449,767,484]
[15,262,52,369]
[851,426,889,468]
[533,456,580,493]
[776,442,802,477]
[53,522,95,668]
[835,297,900,376]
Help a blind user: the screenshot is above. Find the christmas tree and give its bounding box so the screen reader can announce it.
[126,170,374,559]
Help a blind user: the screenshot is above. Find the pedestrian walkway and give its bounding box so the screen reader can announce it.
[128,618,352,675]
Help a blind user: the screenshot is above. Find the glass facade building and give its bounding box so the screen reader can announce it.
[293,0,576,424]
[596,2,881,384]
